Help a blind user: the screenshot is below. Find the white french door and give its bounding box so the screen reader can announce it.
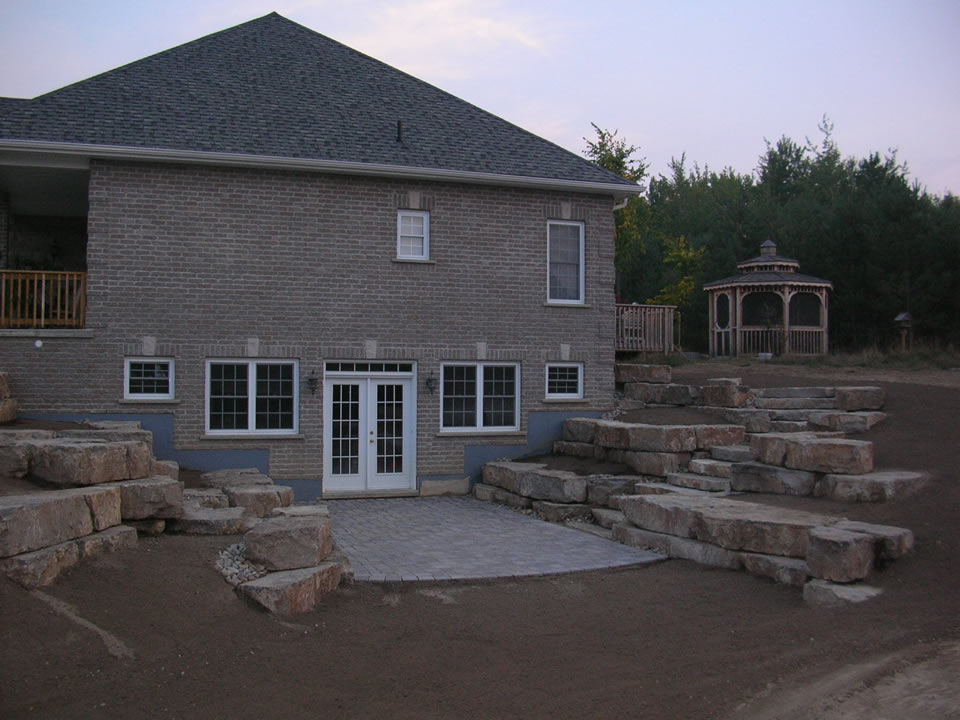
[323,366,416,493]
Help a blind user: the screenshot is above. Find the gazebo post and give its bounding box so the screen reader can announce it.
[782,288,792,355]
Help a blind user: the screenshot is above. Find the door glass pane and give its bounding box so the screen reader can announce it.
[331,384,359,475]
[376,384,403,474]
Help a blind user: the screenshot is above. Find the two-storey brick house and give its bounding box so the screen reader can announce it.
[0,14,640,497]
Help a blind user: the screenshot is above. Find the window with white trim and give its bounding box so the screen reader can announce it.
[205,360,299,434]
[545,363,583,399]
[397,210,430,260]
[124,358,175,400]
[547,221,585,304]
[441,363,519,431]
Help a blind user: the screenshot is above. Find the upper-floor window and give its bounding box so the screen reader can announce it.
[124,358,175,400]
[547,221,584,304]
[205,359,298,435]
[397,210,430,260]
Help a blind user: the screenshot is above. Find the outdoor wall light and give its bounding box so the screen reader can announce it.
[425,372,438,395]
[305,370,319,395]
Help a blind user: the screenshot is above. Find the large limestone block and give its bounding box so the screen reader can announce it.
[29,441,131,487]
[691,424,745,450]
[561,418,599,444]
[806,526,876,582]
[619,494,840,557]
[75,525,138,558]
[623,383,663,403]
[473,482,532,509]
[807,411,887,433]
[124,442,153,479]
[0,492,94,557]
[592,507,625,528]
[754,397,838,410]
[271,504,331,519]
[0,442,35,478]
[518,469,587,503]
[804,579,882,607]
[660,384,701,406]
[244,515,334,571]
[687,458,734,479]
[238,562,342,614]
[834,520,914,560]
[553,440,602,459]
[700,384,752,408]
[58,429,154,450]
[115,476,184,519]
[481,461,531,494]
[816,470,928,503]
[710,408,773,433]
[835,386,885,411]
[0,398,17,423]
[613,523,738,569]
[199,467,273,489]
[533,501,593,523]
[750,432,807,466]
[149,459,180,481]
[616,364,672,384]
[68,486,122,531]
[224,484,293,517]
[784,437,874,475]
[0,540,81,588]
[710,445,754,463]
[587,476,642,507]
[593,420,632,449]
[166,506,256,535]
[184,488,229,509]
[666,471,730,493]
[755,387,835,399]
[619,451,680,477]
[731,462,817,496]
[740,553,809,586]
[621,424,697,453]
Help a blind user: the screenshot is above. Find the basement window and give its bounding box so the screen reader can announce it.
[124,358,175,400]
[545,363,583,399]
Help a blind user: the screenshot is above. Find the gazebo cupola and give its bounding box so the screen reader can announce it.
[703,240,832,357]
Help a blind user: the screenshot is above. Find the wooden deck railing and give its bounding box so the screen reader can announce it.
[0,271,87,328]
[615,303,678,353]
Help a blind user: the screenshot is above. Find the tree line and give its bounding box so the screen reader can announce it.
[586,120,960,352]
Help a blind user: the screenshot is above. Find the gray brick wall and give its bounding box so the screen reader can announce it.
[0,160,617,482]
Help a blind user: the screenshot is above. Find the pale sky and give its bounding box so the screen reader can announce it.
[2,0,958,196]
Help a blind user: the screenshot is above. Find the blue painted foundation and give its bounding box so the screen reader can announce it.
[24,412,269,474]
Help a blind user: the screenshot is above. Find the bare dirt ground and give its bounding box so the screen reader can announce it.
[2,362,959,719]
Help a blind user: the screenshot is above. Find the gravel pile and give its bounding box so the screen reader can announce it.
[215,543,267,586]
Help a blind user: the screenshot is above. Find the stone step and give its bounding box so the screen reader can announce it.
[587,476,643,508]
[731,461,818,496]
[238,561,343,614]
[244,514,334,571]
[751,434,874,474]
[614,523,739,569]
[686,458,733,479]
[0,486,122,557]
[199,468,274,488]
[166,506,258,535]
[702,407,773,433]
[623,383,700,405]
[26,439,153,487]
[835,387,885,411]
[710,444,754,463]
[482,462,587,503]
[631,482,729,498]
[224,484,295,517]
[666,472,731,493]
[615,364,672,384]
[564,521,613,541]
[815,470,929,503]
[113,476,184,520]
[806,411,887,433]
[755,397,839,410]
[769,420,810,433]
[473,482,532,509]
[619,494,839,558]
[533,501,594,524]
[754,387,835,399]
[591,507,625,529]
[803,579,883,607]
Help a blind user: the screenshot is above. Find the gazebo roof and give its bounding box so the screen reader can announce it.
[704,240,832,291]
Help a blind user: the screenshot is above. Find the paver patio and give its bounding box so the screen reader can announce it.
[327,496,664,582]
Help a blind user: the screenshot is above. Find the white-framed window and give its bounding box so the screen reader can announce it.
[205,359,299,435]
[124,358,175,400]
[545,363,583,399]
[397,210,430,260]
[441,362,520,431]
[547,220,585,304]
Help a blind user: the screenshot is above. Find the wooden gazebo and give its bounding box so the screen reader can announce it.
[704,240,832,357]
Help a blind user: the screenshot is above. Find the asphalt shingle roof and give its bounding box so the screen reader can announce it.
[0,13,635,189]
[703,271,832,288]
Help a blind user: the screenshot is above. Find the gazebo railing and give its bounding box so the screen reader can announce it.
[739,326,825,355]
[616,303,678,353]
[789,328,825,354]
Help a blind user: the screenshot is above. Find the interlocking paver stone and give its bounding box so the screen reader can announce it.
[327,497,663,582]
